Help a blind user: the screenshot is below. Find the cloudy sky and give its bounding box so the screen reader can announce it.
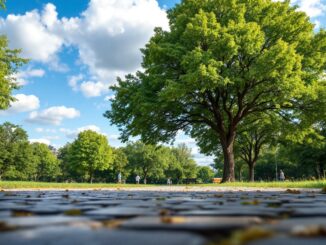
[0,0,325,166]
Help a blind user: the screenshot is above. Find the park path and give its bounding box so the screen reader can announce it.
[0,187,326,244]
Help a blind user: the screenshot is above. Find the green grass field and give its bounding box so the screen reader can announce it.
[1,180,326,189]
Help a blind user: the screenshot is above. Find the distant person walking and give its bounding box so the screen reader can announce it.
[135,175,140,184]
[279,170,285,181]
[167,178,172,185]
[117,172,122,184]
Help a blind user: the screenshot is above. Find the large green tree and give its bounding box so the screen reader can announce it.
[106,0,326,182]
[69,130,114,183]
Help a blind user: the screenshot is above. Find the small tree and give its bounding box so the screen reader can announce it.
[124,141,167,184]
[172,144,197,180]
[197,166,214,183]
[0,122,30,180]
[31,143,60,182]
[112,148,129,182]
[69,130,114,183]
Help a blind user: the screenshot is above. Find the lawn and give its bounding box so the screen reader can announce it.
[1,180,326,189]
[0,181,155,189]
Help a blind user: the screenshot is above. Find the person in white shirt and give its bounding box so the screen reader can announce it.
[279,170,285,181]
[135,175,140,184]
[167,178,172,185]
[117,172,122,184]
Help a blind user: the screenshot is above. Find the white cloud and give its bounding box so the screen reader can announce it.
[63,0,169,81]
[80,80,109,97]
[314,20,321,29]
[104,94,116,101]
[63,0,169,97]
[193,154,215,166]
[30,138,51,145]
[0,1,169,96]
[108,134,120,140]
[27,106,80,125]
[35,128,57,133]
[0,3,63,65]
[273,0,326,18]
[68,74,83,91]
[0,94,40,115]
[175,138,196,145]
[44,135,60,140]
[14,68,45,86]
[293,0,326,18]
[61,124,105,138]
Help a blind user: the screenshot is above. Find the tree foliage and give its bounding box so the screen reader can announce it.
[197,166,214,183]
[31,143,60,182]
[111,148,129,181]
[124,141,167,183]
[0,122,30,180]
[0,37,28,110]
[105,0,326,182]
[68,130,114,183]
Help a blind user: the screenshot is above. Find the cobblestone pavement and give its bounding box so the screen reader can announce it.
[0,188,326,245]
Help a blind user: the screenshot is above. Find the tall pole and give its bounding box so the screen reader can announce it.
[275,149,278,181]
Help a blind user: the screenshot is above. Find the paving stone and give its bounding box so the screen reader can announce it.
[85,207,158,217]
[0,226,207,245]
[0,216,89,229]
[248,236,326,245]
[264,218,326,233]
[120,216,262,233]
[291,208,326,217]
[178,208,278,218]
[1,189,325,244]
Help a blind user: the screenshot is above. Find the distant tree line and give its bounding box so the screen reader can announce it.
[0,122,215,184]
[212,120,326,181]
[1,121,325,184]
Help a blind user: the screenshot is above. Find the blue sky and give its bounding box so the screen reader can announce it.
[0,0,325,166]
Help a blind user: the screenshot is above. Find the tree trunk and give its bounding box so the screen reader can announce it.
[221,138,236,182]
[143,171,148,185]
[238,167,242,181]
[248,163,255,182]
[89,173,93,183]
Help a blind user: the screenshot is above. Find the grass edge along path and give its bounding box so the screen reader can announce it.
[1,180,326,190]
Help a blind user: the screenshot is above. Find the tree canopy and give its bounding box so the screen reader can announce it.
[105,0,326,182]
[124,141,167,183]
[0,37,28,109]
[68,130,114,183]
[31,143,60,182]
[0,122,29,180]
